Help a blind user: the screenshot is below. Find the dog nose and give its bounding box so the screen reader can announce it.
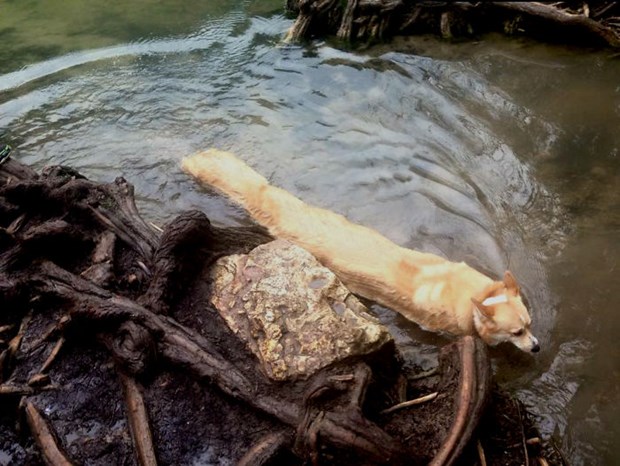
[531,343,540,353]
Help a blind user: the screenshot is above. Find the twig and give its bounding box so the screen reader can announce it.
[149,222,164,233]
[591,2,617,19]
[118,372,158,466]
[0,350,7,380]
[549,437,570,466]
[493,2,620,47]
[136,260,151,276]
[28,373,51,387]
[40,337,65,373]
[410,367,439,381]
[24,400,75,466]
[27,316,70,354]
[477,439,487,466]
[0,383,34,395]
[515,399,529,466]
[527,437,541,446]
[8,312,31,357]
[2,313,31,381]
[237,431,291,466]
[379,392,438,415]
[6,213,27,235]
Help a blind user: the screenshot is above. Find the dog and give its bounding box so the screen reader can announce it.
[182,149,540,353]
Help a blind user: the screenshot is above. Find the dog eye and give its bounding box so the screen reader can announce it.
[512,329,524,337]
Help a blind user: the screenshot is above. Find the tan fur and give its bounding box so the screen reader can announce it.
[182,149,539,352]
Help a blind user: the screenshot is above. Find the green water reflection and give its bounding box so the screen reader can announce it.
[0,0,282,72]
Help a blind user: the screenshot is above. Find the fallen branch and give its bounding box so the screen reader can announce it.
[494,1,620,47]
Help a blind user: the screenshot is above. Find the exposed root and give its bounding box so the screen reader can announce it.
[516,399,530,466]
[119,372,158,466]
[8,313,30,356]
[24,400,75,466]
[39,337,65,373]
[494,1,620,47]
[409,367,439,381]
[0,324,14,334]
[285,0,620,47]
[0,383,34,395]
[379,391,438,415]
[28,373,51,387]
[477,438,487,466]
[1,313,31,381]
[430,336,491,466]
[237,431,291,466]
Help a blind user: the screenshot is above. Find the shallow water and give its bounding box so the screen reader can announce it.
[1,2,619,464]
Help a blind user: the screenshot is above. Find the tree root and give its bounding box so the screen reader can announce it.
[39,336,65,373]
[119,372,158,466]
[237,431,292,466]
[379,391,438,415]
[431,336,491,466]
[23,400,75,466]
[285,0,620,48]
[494,1,620,47]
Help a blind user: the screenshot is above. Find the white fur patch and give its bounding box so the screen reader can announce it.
[482,294,508,306]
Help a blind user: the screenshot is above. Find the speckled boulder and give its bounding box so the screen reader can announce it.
[210,239,392,381]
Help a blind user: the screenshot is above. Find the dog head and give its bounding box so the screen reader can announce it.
[471,271,539,353]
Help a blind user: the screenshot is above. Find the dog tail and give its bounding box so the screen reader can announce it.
[182,149,298,236]
[182,148,269,204]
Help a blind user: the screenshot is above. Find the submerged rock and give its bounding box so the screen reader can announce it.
[210,239,392,381]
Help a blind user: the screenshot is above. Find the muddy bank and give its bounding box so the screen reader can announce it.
[0,151,562,465]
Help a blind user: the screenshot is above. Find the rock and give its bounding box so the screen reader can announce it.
[210,239,392,381]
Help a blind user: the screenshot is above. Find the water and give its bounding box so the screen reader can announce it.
[1,1,619,464]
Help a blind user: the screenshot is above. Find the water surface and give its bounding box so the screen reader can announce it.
[1,2,619,464]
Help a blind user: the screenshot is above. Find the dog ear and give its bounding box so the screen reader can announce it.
[471,298,495,319]
[503,270,520,294]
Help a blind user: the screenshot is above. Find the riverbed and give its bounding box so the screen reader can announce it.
[1,1,618,464]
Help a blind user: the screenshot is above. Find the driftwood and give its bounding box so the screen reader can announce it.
[285,0,620,47]
[0,153,559,465]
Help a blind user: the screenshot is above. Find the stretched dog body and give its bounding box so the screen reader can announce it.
[182,149,539,353]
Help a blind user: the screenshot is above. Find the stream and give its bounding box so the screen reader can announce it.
[1,1,619,464]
